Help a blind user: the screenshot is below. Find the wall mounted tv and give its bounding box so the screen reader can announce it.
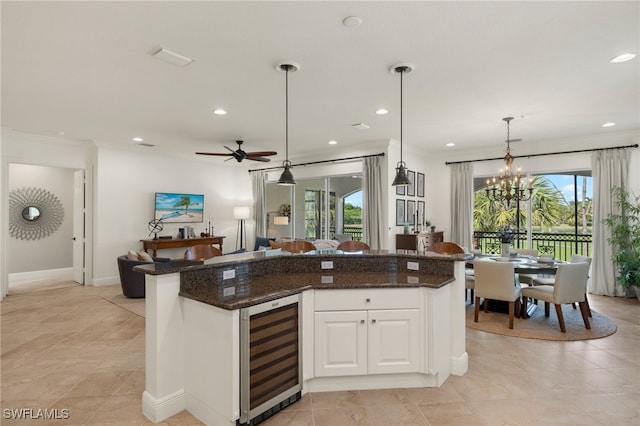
[154,192,204,223]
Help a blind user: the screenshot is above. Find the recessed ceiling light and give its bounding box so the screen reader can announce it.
[376,108,388,115]
[213,108,227,115]
[342,16,362,28]
[446,142,455,147]
[328,140,338,145]
[610,53,636,63]
[133,137,144,142]
[602,122,616,127]
[352,123,370,130]
[152,47,193,67]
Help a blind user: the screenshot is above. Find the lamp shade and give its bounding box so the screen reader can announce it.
[274,216,289,225]
[233,206,251,220]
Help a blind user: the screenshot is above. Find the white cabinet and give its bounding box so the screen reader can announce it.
[314,289,422,377]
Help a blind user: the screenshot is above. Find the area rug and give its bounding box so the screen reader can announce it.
[465,302,616,341]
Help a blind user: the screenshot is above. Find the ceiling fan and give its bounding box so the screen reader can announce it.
[196,140,277,163]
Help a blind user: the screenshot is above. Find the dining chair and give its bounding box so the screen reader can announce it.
[473,260,522,329]
[281,240,317,253]
[521,262,590,333]
[431,242,465,255]
[336,240,370,252]
[533,254,592,316]
[511,248,539,286]
[184,244,223,261]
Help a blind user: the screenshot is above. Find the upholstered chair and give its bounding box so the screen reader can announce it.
[511,248,539,286]
[336,240,370,252]
[281,240,316,253]
[473,260,522,329]
[533,254,592,316]
[521,262,590,333]
[184,244,223,260]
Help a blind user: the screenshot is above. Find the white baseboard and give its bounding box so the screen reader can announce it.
[8,268,73,284]
[142,390,186,423]
[92,276,120,287]
[450,352,469,376]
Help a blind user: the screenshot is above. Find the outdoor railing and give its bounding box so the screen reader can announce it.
[473,231,592,262]
[330,224,363,242]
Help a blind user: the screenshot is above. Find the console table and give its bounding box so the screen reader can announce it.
[396,231,444,251]
[141,236,225,257]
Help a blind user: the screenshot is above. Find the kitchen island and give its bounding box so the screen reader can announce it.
[136,250,468,425]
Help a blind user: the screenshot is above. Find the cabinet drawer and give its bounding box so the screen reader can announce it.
[315,288,421,311]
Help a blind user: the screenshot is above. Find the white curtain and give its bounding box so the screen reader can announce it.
[362,156,383,249]
[450,162,474,251]
[251,170,266,240]
[590,149,630,296]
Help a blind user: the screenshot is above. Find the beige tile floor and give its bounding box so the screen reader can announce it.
[1,283,638,425]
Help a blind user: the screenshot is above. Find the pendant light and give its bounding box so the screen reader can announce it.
[390,63,414,186]
[276,62,300,185]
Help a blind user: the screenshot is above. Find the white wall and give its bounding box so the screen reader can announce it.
[8,164,75,273]
[92,147,251,285]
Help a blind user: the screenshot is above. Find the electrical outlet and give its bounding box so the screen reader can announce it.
[321,261,334,270]
[407,261,419,271]
[407,276,419,284]
[223,286,236,297]
[223,269,235,280]
[321,275,333,284]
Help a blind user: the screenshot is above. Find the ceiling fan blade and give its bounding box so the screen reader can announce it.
[247,157,272,162]
[195,152,233,156]
[224,145,236,153]
[245,151,277,157]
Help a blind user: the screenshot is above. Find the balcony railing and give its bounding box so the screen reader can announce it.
[473,231,592,262]
[330,224,363,242]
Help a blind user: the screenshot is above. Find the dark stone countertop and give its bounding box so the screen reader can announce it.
[135,249,464,310]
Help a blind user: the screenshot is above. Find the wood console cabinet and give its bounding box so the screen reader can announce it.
[141,236,225,257]
[396,231,443,251]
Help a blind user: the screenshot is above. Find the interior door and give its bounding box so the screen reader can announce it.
[73,170,85,284]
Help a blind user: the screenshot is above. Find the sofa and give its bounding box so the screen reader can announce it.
[117,255,171,298]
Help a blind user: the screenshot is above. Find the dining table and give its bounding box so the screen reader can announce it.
[466,253,566,317]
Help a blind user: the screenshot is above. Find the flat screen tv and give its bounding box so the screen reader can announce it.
[154,192,204,223]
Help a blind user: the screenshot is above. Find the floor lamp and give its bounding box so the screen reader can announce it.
[234,206,250,250]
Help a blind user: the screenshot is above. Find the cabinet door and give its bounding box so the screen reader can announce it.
[314,311,367,377]
[368,309,420,374]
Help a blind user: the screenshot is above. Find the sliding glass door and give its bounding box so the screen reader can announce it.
[265,174,363,241]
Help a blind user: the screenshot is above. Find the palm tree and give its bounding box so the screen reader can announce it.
[474,175,565,230]
[174,195,192,213]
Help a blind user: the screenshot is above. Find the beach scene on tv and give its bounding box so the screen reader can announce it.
[154,192,204,223]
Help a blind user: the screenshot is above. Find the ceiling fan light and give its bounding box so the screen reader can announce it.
[392,162,411,186]
[277,161,296,186]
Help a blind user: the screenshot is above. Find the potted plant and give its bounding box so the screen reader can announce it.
[425,219,435,232]
[603,187,640,299]
[496,226,515,257]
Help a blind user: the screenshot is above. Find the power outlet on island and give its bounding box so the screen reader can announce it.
[223,286,236,297]
[407,261,419,271]
[321,275,333,284]
[321,261,334,270]
[223,269,236,280]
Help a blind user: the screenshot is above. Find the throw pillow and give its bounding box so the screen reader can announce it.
[254,237,276,252]
[127,250,139,261]
[138,251,154,262]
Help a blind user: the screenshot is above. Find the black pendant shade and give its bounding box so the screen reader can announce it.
[277,160,296,185]
[392,161,411,186]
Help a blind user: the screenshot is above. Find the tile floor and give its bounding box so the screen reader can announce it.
[1,283,638,425]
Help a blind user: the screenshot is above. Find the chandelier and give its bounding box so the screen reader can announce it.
[485,117,533,206]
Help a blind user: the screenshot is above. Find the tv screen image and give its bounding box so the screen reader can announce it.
[154,192,204,223]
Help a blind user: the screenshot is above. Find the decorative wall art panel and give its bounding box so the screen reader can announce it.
[9,187,65,240]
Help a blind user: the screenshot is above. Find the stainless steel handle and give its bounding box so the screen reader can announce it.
[360,319,365,324]
[371,319,376,324]
[365,298,371,302]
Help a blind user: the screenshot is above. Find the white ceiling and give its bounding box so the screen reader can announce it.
[2,1,639,165]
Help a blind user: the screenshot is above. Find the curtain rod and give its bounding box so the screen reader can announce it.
[248,152,385,173]
[444,144,638,165]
